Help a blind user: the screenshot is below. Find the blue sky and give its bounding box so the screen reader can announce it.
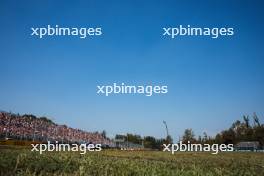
[0,0,264,140]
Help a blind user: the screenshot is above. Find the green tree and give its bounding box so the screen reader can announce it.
[243,115,250,128]
[101,130,106,138]
[165,135,173,144]
[253,112,260,127]
[182,129,195,143]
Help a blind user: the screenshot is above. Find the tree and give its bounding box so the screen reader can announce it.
[115,134,126,140]
[243,115,250,128]
[221,129,236,144]
[202,132,208,143]
[101,130,106,138]
[213,114,264,145]
[143,136,166,150]
[253,125,264,146]
[215,134,223,144]
[198,135,202,143]
[253,112,260,127]
[165,135,173,144]
[182,129,195,143]
[127,133,142,144]
[144,136,157,149]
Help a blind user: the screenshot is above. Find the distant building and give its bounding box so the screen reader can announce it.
[235,141,261,151]
[114,138,143,150]
[114,138,125,148]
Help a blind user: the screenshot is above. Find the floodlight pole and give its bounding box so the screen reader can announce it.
[163,121,169,138]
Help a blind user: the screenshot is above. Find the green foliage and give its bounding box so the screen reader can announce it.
[165,135,173,144]
[192,113,264,146]
[115,134,166,150]
[214,114,264,145]
[182,129,196,143]
[127,133,142,145]
[39,117,54,124]
[101,130,107,139]
[143,136,165,149]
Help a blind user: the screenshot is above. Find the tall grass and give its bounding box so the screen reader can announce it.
[0,148,263,176]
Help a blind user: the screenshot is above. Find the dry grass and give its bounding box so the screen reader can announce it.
[0,147,263,176]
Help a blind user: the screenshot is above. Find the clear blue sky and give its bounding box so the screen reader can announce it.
[0,0,263,140]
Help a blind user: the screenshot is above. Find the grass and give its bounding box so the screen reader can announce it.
[0,147,264,176]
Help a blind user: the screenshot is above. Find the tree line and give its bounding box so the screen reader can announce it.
[182,113,264,146]
[114,113,264,149]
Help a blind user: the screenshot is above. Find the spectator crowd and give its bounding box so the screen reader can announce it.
[0,111,113,146]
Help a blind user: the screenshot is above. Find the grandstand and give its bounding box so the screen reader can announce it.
[0,111,113,147]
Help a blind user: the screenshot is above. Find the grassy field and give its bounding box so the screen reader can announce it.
[0,147,264,176]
